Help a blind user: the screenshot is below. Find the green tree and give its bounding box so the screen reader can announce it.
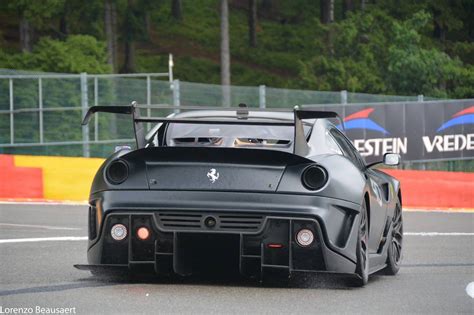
[299,9,391,93]
[2,35,111,73]
[299,8,474,98]
[120,0,147,73]
[386,11,463,97]
[5,0,65,51]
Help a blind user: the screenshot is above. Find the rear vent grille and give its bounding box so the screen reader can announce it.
[155,212,265,233]
[158,213,201,228]
[219,215,264,230]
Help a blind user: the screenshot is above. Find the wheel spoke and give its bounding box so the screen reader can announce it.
[392,237,402,263]
[393,206,402,223]
[395,246,402,263]
[360,211,367,235]
[393,219,402,231]
[359,206,369,273]
[394,230,403,240]
[393,236,401,247]
[360,212,366,227]
[391,205,403,265]
[392,243,400,261]
[394,208,401,222]
[361,244,367,267]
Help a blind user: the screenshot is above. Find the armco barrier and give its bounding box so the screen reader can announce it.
[0,154,472,208]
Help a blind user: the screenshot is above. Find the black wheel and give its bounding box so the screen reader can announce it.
[384,198,403,275]
[349,200,369,287]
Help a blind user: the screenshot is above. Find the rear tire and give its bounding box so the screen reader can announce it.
[383,198,403,275]
[348,200,369,287]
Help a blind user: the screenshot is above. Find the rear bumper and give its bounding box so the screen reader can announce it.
[87,190,361,276]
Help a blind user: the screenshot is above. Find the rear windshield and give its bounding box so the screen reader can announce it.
[165,123,311,152]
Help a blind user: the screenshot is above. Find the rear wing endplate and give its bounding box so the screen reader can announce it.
[82,102,146,148]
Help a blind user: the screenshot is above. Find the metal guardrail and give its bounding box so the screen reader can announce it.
[0,72,170,157]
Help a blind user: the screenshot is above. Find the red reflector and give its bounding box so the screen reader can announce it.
[267,243,283,249]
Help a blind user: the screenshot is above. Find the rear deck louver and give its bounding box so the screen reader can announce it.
[218,215,264,230]
[158,213,202,228]
[155,212,265,233]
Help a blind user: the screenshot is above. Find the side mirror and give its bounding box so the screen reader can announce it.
[367,153,401,168]
[383,153,400,166]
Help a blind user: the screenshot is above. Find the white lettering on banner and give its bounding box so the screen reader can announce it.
[422,134,474,153]
[353,138,408,157]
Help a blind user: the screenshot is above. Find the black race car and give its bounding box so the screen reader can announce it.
[75,103,403,286]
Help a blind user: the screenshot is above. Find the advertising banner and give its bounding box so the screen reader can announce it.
[316,99,474,163]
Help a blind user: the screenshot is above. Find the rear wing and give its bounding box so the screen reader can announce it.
[81,102,344,156]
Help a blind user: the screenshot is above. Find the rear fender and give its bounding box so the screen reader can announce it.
[277,154,366,205]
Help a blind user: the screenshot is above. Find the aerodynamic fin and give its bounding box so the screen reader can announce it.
[293,106,345,156]
[81,105,134,125]
[81,102,146,148]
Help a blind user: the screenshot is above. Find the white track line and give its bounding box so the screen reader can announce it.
[0,223,81,231]
[0,236,87,244]
[405,232,474,236]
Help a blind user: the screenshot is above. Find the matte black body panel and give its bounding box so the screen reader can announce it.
[90,147,313,194]
[87,190,359,274]
[146,163,283,192]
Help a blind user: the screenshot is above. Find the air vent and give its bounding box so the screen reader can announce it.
[88,206,97,240]
[158,213,201,228]
[219,215,264,231]
[172,137,223,146]
[155,212,265,233]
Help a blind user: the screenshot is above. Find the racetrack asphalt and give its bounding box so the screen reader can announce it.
[0,203,473,314]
